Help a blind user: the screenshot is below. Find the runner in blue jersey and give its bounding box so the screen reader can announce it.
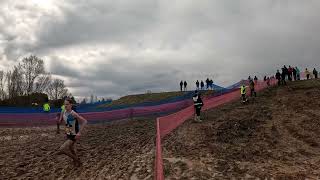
[56,98,87,167]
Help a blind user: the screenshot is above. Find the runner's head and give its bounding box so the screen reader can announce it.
[64,98,73,111]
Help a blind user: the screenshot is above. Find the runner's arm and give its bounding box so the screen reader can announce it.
[72,112,87,135]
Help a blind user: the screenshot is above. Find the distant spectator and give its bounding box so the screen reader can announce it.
[267,77,270,87]
[184,81,188,91]
[276,70,281,86]
[292,67,297,81]
[281,67,287,85]
[206,78,210,89]
[180,81,183,91]
[264,76,267,81]
[305,68,311,80]
[196,80,200,90]
[249,79,257,97]
[200,81,205,90]
[295,67,301,80]
[313,68,318,79]
[288,66,293,81]
[254,76,258,84]
[248,76,252,81]
[209,79,213,90]
[283,65,288,80]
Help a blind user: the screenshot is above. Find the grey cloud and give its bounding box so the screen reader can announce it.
[1,0,320,99]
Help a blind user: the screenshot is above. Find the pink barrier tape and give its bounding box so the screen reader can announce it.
[155,80,278,179]
[155,118,164,180]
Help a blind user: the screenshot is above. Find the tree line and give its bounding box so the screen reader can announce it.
[0,55,69,103]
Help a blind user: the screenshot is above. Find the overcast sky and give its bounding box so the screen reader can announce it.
[1,0,320,99]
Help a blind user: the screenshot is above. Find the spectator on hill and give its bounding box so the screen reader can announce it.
[193,91,204,122]
[267,77,271,87]
[283,65,288,80]
[249,79,257,97]
[196,80,200,90]
[206,78,210,89]
[248,76,252,81]
[288,66,293,81]
[254,76,258,84]
[200,81,205,90]
[281,67,287,85]
[295,67,301,80]
[293,67,297,81]
[313,68,318,79]
[305,68,311,80]
[264,76,267,81]
[210,79,213,90]
[184,81,188,91]
[180,81,183,91]
[276,70,281,86]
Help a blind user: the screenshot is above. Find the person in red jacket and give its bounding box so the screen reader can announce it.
[288,66,293,81]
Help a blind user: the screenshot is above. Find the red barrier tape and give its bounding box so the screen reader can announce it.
[155,118,164,180]
[155,80,277,179]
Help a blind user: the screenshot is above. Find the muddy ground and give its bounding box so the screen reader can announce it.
[0,118,155,180]
[163,79,320,179]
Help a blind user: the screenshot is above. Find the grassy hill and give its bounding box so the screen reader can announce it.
[100,90,214,107]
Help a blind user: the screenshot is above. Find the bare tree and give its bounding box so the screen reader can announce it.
[6,64,24,99]
[34,73,52,93]
[47,78,68,100]
[21,55,45,95]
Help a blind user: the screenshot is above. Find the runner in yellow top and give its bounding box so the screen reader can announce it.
[240,85,248,103]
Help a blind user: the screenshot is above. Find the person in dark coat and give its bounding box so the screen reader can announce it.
[313,68,318,79]
[283,65,288,80]
[193,91,204,122]
[276,70,281,86]
[281,68,287,85]
[196,80,200,90]
[200,81,204,90]
[293,67,297,81]
[180,81,183,91]
[184,81,188,91]
[249,79,257,97]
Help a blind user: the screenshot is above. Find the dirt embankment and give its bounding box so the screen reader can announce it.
[163,79,320,179]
